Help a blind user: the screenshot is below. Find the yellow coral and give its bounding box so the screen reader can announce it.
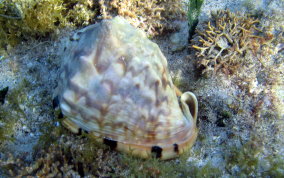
[64,0,98,26]
[99,0,186,36]
[21,0,66,35]
[192,10,273,76]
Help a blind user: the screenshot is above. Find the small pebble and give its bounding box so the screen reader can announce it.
[54,121,60,127]
[22,125,27,130]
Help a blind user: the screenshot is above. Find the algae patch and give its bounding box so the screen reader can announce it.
[1,124,222,177]
[0,110,15,142]
[0,79,31,143]
[225,136,284,176]
[188,0,204,39]
[0,0,98,50]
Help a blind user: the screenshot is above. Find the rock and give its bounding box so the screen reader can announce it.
[169,21,189,52]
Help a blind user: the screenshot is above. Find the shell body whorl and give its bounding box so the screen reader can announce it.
[55,17,198,159]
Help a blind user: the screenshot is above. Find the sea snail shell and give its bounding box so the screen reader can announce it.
[54,16,198,160]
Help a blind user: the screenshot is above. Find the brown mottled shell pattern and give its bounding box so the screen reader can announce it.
[55,17,198,160]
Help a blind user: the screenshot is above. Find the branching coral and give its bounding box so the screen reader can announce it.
[192,10,283,134]
[192,10,273,77]
[99,0,186,36]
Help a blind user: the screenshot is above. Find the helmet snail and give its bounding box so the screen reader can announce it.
[54,17,198,160]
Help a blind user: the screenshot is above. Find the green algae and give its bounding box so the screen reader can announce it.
[219,110,232,119]
[119,153,221,177]
[0,0,98,51]
[25,115,222,177]
[263,157,284,177]
[0,110,16,142]
[0,79,31,143]
[224,135,284,177]
[188,0,204,39]
[226,140,261,176]
[172,76,190,92]
[7,114,283,177]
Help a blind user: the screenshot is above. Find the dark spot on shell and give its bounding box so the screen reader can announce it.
[73,49,86,60]
[151,146,162,158]
[54,20,60,26]
[77,128,83,135]
[0,86,9,105]
[215,118,226,127]
[161,69,168,89]
[147,130,156,140]
[75,128,89,138]
[156,96,169,107]
[77,162,85,177]
[117,56,127,75]
[173,143,179,153]
[52,96,59,109]
[58,111,64,119]
[100,106,109,116]
[135,83,140,89]
[103,137,117,150]
[129,65,149,77]
[96,61,110,73]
